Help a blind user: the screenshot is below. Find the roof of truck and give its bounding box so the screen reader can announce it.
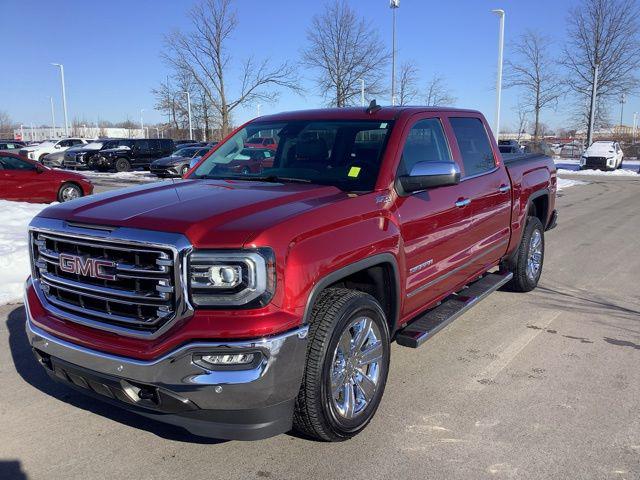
[257,106,482,122]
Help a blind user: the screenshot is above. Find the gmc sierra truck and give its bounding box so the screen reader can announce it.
[25,106,557,441]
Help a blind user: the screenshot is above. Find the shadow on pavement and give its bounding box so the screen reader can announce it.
[535,285,640,328]
[6,305,226,444]
[0,460,27,480]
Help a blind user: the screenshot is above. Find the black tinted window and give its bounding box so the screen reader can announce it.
[398,118,451,176]
[450,117,495,177]
[135,140,150,151]
[0,156,34,170]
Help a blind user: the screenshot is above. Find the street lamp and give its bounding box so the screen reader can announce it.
[390,0,400,106]
[51,63,69,137]
[140,109,145,138]
[619,93,626,128]
[491,9,505,138]
[360,79,365,107]
[633,112,638,144]
[184,91,193,140]
[587,63,600,147]
[49,97,56,138]
[20,124,24,141]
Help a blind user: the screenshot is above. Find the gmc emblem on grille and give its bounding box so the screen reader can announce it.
[58,253,116,281]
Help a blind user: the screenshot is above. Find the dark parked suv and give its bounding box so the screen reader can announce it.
[94,139,175,172]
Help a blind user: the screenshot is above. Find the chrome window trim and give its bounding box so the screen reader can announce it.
[28,217,194,340]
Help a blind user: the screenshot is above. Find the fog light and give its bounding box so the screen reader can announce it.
[193,352,257,369]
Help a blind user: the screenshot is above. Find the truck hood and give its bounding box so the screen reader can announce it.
[584,143,615,156]
[38,179,346,247]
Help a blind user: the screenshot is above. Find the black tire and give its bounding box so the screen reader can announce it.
[114,158,131,172]
[505,216,545,292]
[57,182,83,203]
[293,288,391,442]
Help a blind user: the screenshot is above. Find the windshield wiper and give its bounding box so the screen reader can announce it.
[201,174,312,184]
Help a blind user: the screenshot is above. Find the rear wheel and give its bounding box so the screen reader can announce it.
[114,158,131,172]
[293,288,390,442]
[505,216,545,292]
[57,183,82,203]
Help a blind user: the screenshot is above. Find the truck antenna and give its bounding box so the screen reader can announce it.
[366,99,382,114]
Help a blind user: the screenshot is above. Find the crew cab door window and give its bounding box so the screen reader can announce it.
[449,117,496,177]
[397,118,452,176]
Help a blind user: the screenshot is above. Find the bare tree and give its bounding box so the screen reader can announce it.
[562,0,640,140]
[303,1,389,107]
[504,31,563,140]
[0,110,15,138]
[397,62,419,106]
[512,104,529,143]
[161,0,299,137]
[424,74,456,106]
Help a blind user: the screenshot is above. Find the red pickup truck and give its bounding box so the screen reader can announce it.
[25,106,557,441]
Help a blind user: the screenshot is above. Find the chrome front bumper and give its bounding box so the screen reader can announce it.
[25,294,309,439]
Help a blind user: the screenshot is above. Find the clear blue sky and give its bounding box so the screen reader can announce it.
[3,0,638,131]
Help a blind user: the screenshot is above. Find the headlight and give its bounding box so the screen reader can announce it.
[188,249,275,307]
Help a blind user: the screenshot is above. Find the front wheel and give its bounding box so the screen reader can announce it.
[114,158,131,172]
[57,183,83,202]
[505,216,545,292]
[294,288,390,441]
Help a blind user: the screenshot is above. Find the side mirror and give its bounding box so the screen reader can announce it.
[398,161,460,194]
[35,164,45,173]
[54,144,61,149]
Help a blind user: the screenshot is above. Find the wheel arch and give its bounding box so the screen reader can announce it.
[302,253,401,336]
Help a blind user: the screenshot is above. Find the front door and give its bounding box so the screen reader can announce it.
[393,114,479,319]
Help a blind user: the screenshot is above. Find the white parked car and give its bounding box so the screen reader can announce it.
[19,138,88,162]
[580,141,624,171]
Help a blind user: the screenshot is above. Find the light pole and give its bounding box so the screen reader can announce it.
[184,91,193,140]
[619,93,626,128]
[360,79,365,107]
[491,9,505,138]
[140,109,145,138]
[81,124,86,138]
[51,63,69,137]
[390,0,400,106]
[633,112,638,144]
[49,97,56,138]
[20,124,24,141]
[587,63,600,147]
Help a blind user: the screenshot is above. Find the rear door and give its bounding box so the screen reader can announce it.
[446,115,511,274]
[394,114,479,318]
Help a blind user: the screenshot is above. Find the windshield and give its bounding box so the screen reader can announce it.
[193,120,393,192]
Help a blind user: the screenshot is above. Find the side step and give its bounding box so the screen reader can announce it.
[395,271,513,348]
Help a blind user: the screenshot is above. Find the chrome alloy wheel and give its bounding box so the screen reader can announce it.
[60,185,81,202]
[526,229,543,281]
[330,317,383,420]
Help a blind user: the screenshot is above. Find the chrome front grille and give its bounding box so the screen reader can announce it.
[29,219,192,338]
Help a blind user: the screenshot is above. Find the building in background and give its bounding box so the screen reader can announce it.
[14,126,146,142]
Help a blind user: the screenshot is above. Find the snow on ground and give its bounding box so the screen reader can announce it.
[557,168,640,177]
[555,157,640,173]
[0,200,50,304]
[557,178,588,191]
[79,170,157,183]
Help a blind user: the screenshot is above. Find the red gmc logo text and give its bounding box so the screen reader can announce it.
[58,253,116,281]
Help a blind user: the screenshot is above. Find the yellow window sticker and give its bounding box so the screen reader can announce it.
[348,166,361,178]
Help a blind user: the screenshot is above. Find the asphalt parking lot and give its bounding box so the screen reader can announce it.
[1,174,639,480]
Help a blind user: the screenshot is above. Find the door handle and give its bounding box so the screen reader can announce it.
[455,198,471,208]
[498,184,511,193]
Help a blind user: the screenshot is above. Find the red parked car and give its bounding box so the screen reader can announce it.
[0,152,93,203]
[245,136,278,150]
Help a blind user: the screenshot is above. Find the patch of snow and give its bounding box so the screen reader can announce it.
[557,178,587,191]
[558,168,640,177]
[0,200,50,304]
[79,170,158,183]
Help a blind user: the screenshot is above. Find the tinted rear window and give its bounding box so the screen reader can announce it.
[449,117,495,177]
